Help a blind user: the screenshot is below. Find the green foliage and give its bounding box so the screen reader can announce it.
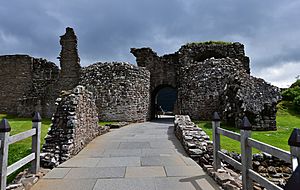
[293,95,300,111]
[186,41,233,46]
[195,102,300,153]
[290,79,300,88]
[282,86,300,101]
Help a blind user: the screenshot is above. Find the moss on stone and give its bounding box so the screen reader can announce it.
[186,41,233,46]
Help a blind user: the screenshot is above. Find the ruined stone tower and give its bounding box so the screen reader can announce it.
[58,27,81,90]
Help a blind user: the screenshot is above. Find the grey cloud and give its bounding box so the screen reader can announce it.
[0,0,299,86]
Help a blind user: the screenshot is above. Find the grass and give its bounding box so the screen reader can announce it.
[0,114,51,183]
[98,121,117,126]
[195,101,300,154]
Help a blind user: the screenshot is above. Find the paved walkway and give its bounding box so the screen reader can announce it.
[32,119,220,190]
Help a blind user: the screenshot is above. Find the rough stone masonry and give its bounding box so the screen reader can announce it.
[0,28,281,130]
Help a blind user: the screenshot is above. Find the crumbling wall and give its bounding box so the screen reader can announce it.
[178,57,246,120]
[132,42,280,130]
[178,42,250,73]
[58,27,81,91]
[80,62,150,122]
[0,55,59,117]
[17,58,59,117]
[221,74,281,130]
[0,55,33,114]
[41,86,107,168]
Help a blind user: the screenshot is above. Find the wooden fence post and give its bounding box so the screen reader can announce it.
[0,119,11,190]
[31,112,41,174]
[240,116,253,190]
[288,128,300,171]
[212,112,221,171]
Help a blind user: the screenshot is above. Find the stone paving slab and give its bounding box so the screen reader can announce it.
[164,166,205,177]
[31,119,220,190]
[103,149,142,157]
[58,157,101,168]
[125,166,166,178]
[155,176,218,190]
[141,148,176,156]
[93,178,156,190]
[64,167,126,179]
[31,179,97,190]
[141,155,186,166]
[44,168,71,179]
[119,142,151,149]
[96,157,141,167]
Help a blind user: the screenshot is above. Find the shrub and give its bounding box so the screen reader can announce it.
[290,79,300,88]
[282,86,300,101]
[293,95,300,111]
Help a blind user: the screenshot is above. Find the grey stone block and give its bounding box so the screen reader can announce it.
[65,167,126,179]
[44,168,71,179]
[58,158,101,168]
[96,157,140,167]
[93,178,156,190]
[165,166,205,177]
[125,166,166,178]
[119,142,151,149]
[31,179,97,190]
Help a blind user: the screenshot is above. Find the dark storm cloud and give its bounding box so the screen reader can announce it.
[0,0,300,87]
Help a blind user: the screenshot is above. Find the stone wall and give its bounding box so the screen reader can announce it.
[80,62,150,122]
[0,55,59,117]
[58,27,81,91]
[41,85,108,168]
[178,57,246,120]
[132,42,281,130]
[221,74,281,130]
[174,115,292,190]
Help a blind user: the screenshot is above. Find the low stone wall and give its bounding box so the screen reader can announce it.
[41,85,109,168]
[174,115,292,190]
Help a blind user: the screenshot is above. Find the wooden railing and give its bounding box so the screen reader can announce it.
[0,112,41,190]
[212,112,300,190]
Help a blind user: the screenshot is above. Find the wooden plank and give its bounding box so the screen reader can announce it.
[218,151,242,171]
[213,121,221,170]
[7,153,35,176]
[241,130,253,190]
[217,128,241,141]
[248,169,283,190]
[0,132,10,190]
[8,129,36,145]
[31,122,41,174]
[248,138,291,163]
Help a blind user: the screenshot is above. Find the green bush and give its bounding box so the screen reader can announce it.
[293,95,300,111]
[282,86,300,101]
[290,79,300,88]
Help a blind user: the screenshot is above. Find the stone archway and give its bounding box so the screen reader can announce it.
[151,85,177,119]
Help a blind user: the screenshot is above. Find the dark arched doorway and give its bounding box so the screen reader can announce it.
[151,85,177,119]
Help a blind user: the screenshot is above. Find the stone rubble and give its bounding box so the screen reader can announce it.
[6,168,50,190]
[174,115,292,190]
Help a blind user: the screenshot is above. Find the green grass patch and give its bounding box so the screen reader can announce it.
[0,114,51,183]
[195,102,300,154]
[99,121,117,126]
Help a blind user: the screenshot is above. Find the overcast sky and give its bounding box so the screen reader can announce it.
[1,0,300,87]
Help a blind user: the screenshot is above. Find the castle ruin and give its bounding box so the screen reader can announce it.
[0,28,281,130]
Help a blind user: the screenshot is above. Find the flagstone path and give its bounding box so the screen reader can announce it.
[32,118,220,190]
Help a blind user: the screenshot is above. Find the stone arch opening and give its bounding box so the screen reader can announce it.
[151,85,177,119]
[194,50,224,62]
